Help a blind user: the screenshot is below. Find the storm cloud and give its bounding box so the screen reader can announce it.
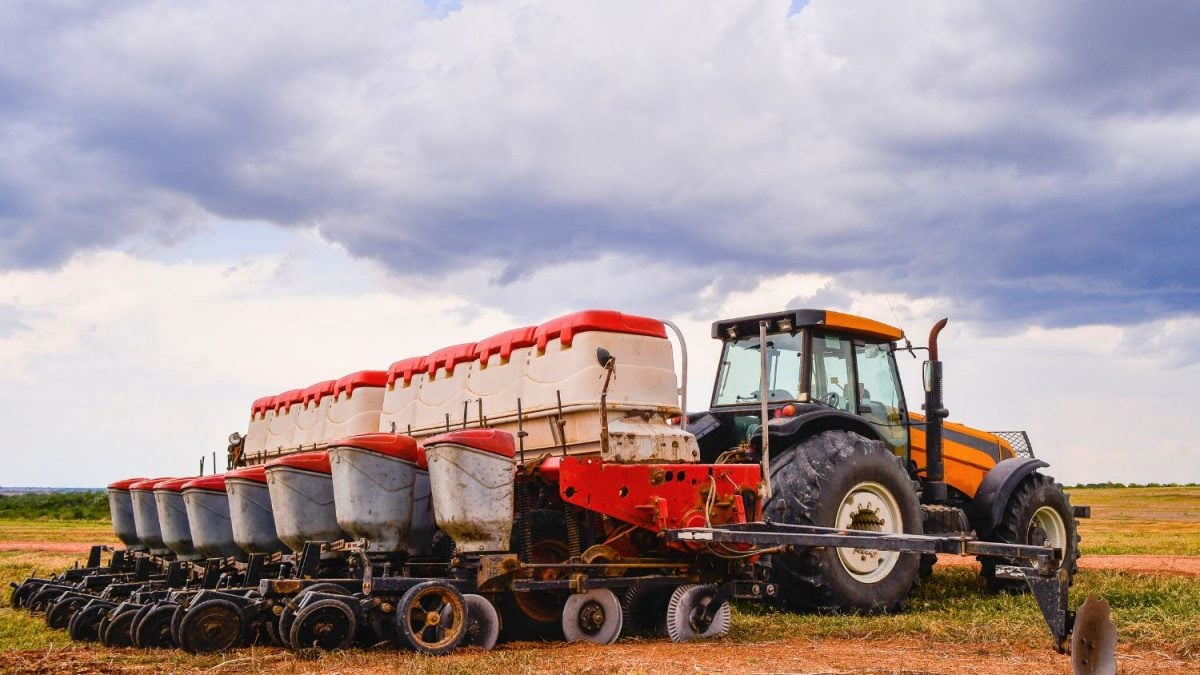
[2,0,1199,327]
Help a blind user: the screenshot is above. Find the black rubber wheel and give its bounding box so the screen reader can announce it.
[134,603,178,648]
[264,610,287,647]
[101,607,137,648]
[68,603,110,642]
[918,553,937,581]
[979,473,1080,592]
[169,602,187,647]
[394,581,467,655]
[11,580,37,609]
[460,594,500,650]
[46,596,86,630]
[278,583,350,648]
[500,509,569,641]
[27,587,65,615]
[277,603,298,649]
[289,598,357,651]
[764,430,922,613]
[620,584,671,637]
[178,599,245,654]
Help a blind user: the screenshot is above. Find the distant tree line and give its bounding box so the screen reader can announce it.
[1068,482,1200,489]
[0,490,109,521]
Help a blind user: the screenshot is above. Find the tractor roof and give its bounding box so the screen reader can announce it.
[711,309,903,342]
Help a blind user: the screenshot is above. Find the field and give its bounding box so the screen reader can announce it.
[2,487,1198,673]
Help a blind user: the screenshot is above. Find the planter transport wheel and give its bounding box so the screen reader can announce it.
[665,584,731,643]
[289,598,357,651]
[178,599,245,654]
[561,589,623,645]
[134,602,179,648]
[395,580,468,656]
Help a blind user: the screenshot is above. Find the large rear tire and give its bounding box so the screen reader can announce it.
[979,473,1080,592]
[764,430,922,613]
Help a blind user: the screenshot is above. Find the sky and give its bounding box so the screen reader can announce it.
[1,0,1198,487]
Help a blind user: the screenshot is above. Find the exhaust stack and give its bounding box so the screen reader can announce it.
[923,318,949,503]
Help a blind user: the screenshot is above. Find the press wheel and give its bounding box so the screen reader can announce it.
[446,594,500,650]
[561,589,623,645]
[665,584,731,642]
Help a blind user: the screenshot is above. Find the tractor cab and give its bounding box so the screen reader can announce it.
[696,309,910,463]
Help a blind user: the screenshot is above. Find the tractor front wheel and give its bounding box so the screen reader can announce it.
[980,473,1080,592]
[764,430,922,613]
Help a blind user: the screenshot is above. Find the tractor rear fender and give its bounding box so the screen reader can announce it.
[757,409,887,450]
[969,457,1050,536]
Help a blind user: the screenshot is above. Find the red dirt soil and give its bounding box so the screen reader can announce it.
[935,553,1200,576]
[0,636,1193,674]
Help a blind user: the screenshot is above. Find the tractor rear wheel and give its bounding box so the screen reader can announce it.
[764,430,922,613]
[979,473,1080,592]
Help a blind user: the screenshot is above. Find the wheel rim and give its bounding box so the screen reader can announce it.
[1029,506,1068,553]
[400,585,465,652]
[562,589,623,644]
[834,481,903,583]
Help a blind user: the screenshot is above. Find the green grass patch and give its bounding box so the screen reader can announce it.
[0,491,110,521]
[730,567,1199,658]
[1068,486,1200,555]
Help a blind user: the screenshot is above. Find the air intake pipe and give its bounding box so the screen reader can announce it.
[922,318,950,503]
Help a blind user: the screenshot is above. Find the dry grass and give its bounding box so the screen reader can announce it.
[1068,486,1200,555]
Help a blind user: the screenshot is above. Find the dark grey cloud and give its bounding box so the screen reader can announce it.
[1,1,1198,332]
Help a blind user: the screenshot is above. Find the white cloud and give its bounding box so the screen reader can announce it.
[0,230,515,485]
[3,1,1198,329]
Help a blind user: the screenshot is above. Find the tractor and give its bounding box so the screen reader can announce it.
[687,309,1085,612]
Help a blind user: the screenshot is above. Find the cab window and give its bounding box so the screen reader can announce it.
[854,341,907,455]
[712,332,805,406]
[810,332,854,412]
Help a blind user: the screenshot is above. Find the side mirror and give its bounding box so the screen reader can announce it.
[596,347,613,367]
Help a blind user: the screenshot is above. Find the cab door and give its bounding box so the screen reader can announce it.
[853,341,910,459]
